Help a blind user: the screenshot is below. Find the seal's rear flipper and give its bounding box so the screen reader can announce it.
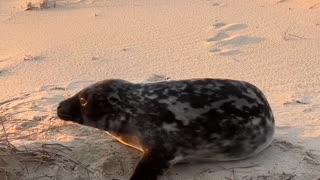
[129,148,175,180]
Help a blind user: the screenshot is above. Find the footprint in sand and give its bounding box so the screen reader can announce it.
[283,96,320,113]
[216,35,264,46]
[0,68,9,77]
[219,23,248,32]
[282,95,320,113]
[203,0,225,7]
[207,33,230,42]
[210,48,241,56]
[207,22,264,56]
[212,22,226,28]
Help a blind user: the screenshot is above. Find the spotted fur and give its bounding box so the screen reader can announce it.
[57,78,275,180]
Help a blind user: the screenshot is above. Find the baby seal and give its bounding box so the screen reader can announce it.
[57,79,274,180]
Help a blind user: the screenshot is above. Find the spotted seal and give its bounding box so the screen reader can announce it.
[57,78,274,180]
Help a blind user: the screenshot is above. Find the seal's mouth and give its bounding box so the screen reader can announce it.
[57,105,83,124]
[57,104,73,120]
[57,111,73,120]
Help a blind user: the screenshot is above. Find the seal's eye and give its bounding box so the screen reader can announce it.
[80,97,88,107]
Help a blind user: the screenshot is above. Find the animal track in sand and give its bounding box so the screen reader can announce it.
[0,55,45,77]
[218,23,248,32]
[212,22,226,28]
[207,22,264,56]
[207,33,230,42]
[283,96,320,113]
[0,57,11,77]
[216,35,264,46]
[203,0,225,7]
[210,48,241,56]
[276,0,289,4]
[0,68,10,77]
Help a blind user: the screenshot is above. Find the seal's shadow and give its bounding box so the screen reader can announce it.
[162,135,320,180]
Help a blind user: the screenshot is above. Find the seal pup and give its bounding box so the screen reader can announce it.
[57,79,275,180]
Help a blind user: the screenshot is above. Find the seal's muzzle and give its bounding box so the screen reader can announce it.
[57,96,82,123]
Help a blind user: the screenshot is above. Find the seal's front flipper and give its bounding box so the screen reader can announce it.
[129,148,174,180]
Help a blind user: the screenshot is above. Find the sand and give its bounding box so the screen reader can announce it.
[0,0,320,179]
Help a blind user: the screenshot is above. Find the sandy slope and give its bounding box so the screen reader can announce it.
[1,0,320,179]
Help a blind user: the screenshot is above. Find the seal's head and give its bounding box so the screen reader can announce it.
[57,81,120,128]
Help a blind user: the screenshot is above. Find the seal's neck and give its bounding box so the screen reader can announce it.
[104,113,144,152]
[106,131,144,152]
[104,112,132,134]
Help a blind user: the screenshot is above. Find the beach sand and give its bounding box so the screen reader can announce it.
[1,0,320,179]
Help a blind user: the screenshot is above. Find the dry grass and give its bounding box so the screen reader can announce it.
[24,0,56,11]
[283,26,307,41]
[0,116,95,180]
[309,3,320,10]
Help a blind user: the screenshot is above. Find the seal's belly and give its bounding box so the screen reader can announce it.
[188,137,273,162]
[106,131,144,152]
[178,125,275,163]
